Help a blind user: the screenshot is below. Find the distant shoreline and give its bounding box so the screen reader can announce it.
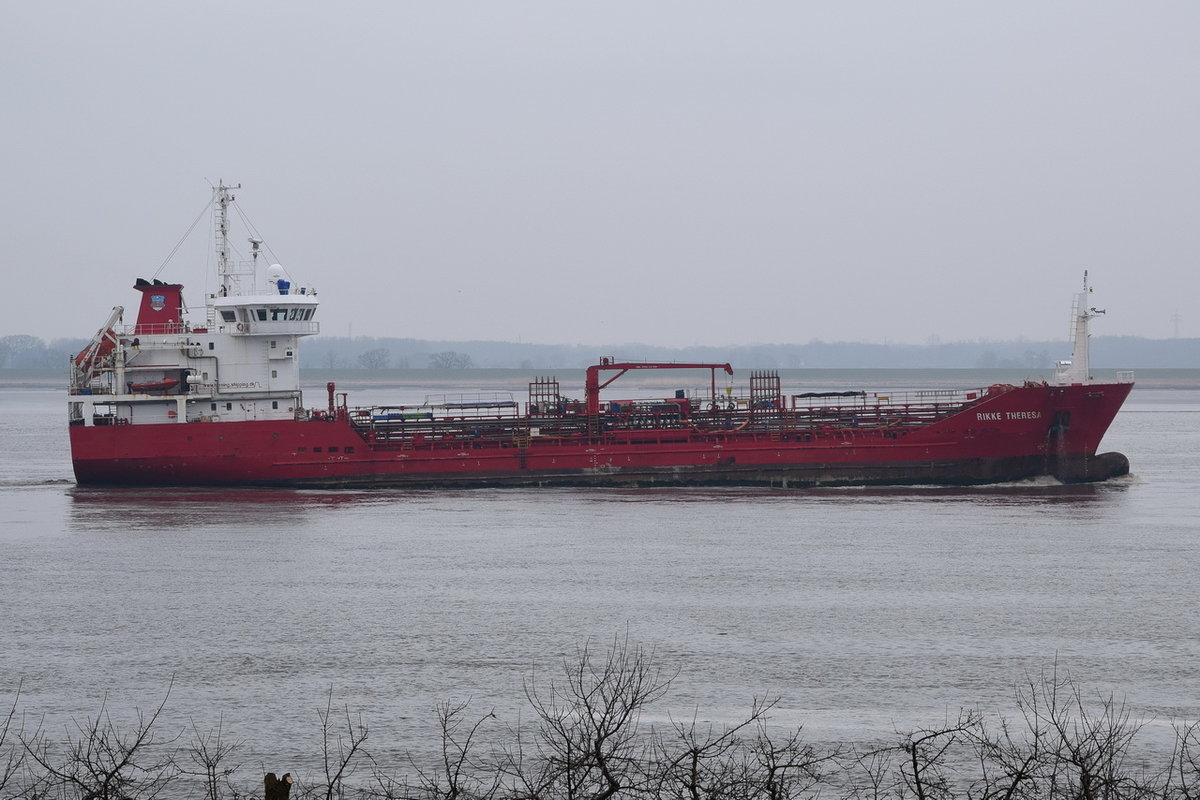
[8,367,1200,391]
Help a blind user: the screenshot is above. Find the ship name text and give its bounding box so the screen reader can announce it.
[975,410,1043,422]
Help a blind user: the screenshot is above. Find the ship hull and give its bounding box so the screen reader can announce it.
[70,382,1133,489]
[69,190,1133,492]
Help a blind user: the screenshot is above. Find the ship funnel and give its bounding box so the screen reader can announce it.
[132,281,185,335]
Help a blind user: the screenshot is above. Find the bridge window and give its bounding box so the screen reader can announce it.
[220,310,236,323]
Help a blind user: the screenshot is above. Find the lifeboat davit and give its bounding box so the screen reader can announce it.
[73,329,117,379]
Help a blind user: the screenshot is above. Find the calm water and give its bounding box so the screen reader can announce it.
[2,373,1198,773]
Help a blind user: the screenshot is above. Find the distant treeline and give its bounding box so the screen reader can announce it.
[3,332,1197,370]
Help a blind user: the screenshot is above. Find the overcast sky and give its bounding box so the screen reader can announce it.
[3,2,1197,348]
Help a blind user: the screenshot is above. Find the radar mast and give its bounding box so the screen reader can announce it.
[214,181,250,296]
[1055,270,1105,385]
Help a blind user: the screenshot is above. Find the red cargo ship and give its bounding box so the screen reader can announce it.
[68,185,1133,488]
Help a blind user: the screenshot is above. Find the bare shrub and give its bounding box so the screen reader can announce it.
[180,717,244,800]
[19,683,178,800]
[311,689,371,800]
[505,635,673,800]
[1,681,25,795]
[5,653,1200,800]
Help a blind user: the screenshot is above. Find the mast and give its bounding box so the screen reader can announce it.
[1054,270,1105,385]
[213,181,245,296]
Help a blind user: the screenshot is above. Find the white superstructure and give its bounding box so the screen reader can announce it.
[68,183,320,429]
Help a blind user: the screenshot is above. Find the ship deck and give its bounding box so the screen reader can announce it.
[343,387,992,447]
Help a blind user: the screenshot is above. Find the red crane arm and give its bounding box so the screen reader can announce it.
[584,359,734,416]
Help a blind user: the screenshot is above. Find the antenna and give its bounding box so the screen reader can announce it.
[212,181,247,295]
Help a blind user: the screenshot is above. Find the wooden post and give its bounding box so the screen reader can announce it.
[264,772,293,800]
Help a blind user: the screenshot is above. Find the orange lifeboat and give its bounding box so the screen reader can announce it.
[128,378,179,394]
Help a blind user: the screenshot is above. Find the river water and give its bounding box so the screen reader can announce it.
[2,371,1198,779]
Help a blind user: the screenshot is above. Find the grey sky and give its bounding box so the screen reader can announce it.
[3,2,1197,348]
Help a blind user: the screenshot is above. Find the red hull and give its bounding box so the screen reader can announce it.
[70,382,1132,488]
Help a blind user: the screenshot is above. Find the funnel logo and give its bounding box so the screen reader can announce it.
[150,294,166,311]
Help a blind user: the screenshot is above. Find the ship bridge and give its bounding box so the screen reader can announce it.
[209,262,319,336]
[210,292,320,336]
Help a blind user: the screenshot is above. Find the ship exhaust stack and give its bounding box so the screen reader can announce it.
[132,280,185,335]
